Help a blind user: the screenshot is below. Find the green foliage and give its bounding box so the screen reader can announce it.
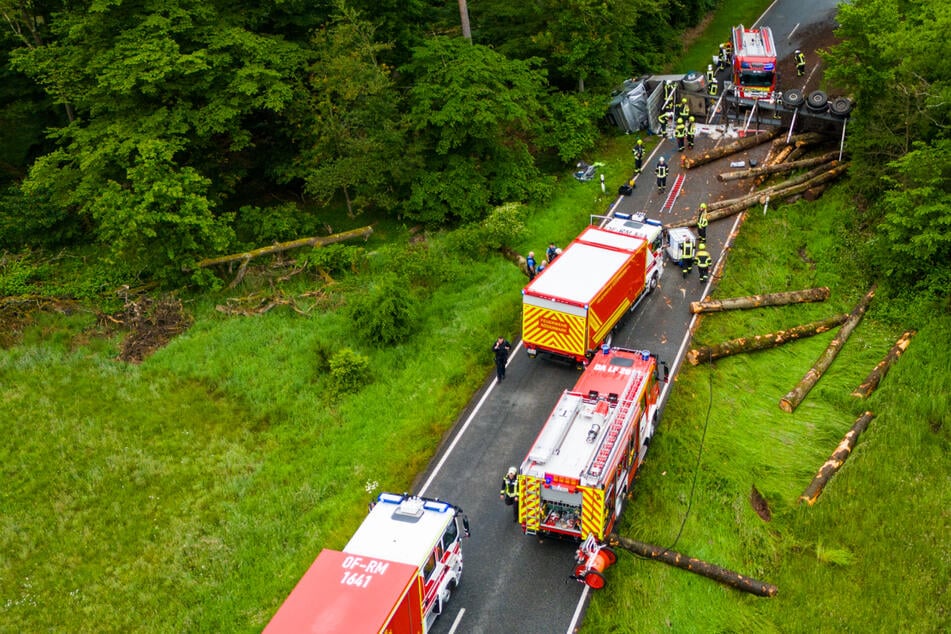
[328,346,373,395]
[346,273,418,345]
[544,92,601,162]
[299,243,367,276]
[445,202,529,258]
[0,185,82,249]
[0,253,37,295]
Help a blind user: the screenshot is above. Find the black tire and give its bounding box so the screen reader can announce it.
[782,88,805,108]
[806,90,828,112]
[829,96,854,117]
[648,272,659,293]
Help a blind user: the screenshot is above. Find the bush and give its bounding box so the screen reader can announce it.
[328,347,373,396]
[446,202,528,259]
[346,274,418,346]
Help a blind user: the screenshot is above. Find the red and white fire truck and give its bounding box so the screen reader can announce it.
[730,24,777,101]
[265,492,469,634]
[517,347,664,542]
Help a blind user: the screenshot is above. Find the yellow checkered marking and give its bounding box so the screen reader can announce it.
[522,305,586,357]
[580,486,606,541]
[520,476,541,530]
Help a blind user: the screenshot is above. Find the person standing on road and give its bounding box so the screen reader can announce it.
[678,97,690,121]
[680,238,695,278]
[493,336,512,382]
[500,467,519,522]
[696,242,712,282]
[697,202,709,239]
[632,139,644,174]
[675,118,686,152]
[795,49,806,77]
[655,157,668,193]
[686,116,697,149]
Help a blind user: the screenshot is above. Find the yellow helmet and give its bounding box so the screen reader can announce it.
[689,116,695,122]
[681,97,687,103]
[700,203,707,209]
[678,118,684,124]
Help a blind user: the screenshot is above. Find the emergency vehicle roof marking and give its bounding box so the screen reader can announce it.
[526,228,643,305]
[344,497,453,567]
[732,25,775,58]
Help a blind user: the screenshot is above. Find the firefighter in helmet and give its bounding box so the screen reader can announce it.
[500,467,519,522]
[632,138,644,174]
[686,116,697,149]
[795,49,806,77]
[675,117,686,152]
[696,241,712,282]
[655,156,668,193]
[697,202,709,239]
[680,236,695,278]
[678,97,690,120]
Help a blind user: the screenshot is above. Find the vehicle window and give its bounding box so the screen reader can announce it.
[442,519,459,549]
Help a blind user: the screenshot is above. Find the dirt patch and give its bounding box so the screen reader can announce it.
[750,484,772,522]
[103,296,192,363]
[0,296,81,348]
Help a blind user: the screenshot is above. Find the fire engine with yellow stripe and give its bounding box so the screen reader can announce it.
[522,212,664,365]
[265,492,469,634]
[517,346,664,562]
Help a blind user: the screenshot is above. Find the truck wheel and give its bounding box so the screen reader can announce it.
[584,570,607,589]
[829,96,854,117]
[806,90,828,112]
[782,88,805,108]
[648,272,659,293]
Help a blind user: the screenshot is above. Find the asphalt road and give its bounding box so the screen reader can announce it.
[419,2,842,632]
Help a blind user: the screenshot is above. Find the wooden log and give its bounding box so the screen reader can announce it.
[683,127,781,169]
[609,534,778,597]
[690,287,831,314]
[779,285,877,413]
[193,225,374,269]
[851,330,916,398]
[799,411,875,505]
[718,151,840,182]
[801,184,830,201]
[756,162,851,204]
[710,162,841,211]
[688,313,848,365]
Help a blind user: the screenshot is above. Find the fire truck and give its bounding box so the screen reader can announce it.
[730,24,777,101]
[517,347,664,542]
[264,492,469,634]
[521,213,664,364]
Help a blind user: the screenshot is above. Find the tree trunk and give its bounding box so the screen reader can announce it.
[709,161,842,211]
[779,285,877,413]
[688,313,848,365]
[718,151,840,182]
[802,184,830,201]
[193,225,373,270]
[608,534,778,597]
[682,127,781,169]
[851,330,916,398]
[690,287,831,314]
[756,162,850,204]
[799,411,875,505]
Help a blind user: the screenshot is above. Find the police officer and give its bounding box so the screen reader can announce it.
[686,116,697,149]
[678,97,690,120]
[697,202,709,239]
[680,237,694,278]
[795,49,806,77]
[632,138,644,174]
[655,157,668,193]
[675,118,686,152]
[500,467,519,521]
[696,241,712,282]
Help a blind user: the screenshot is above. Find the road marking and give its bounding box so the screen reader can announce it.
[787,22,801,39]
[447,607,466,634]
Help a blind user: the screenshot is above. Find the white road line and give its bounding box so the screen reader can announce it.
[788,22,801,40]
[447,607,466,634]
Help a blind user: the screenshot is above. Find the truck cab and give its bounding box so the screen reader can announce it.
[597,212,665,292]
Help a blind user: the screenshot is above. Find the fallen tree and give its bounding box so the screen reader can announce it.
[799,411,875,505]
[851,330,916,398]
[779,285,876,413]
[683,127,781,169]
[688,313,848,365]
[717,151,840,182]
[690,287,831,314]
[608,534,778,597]
[193,226,374,270]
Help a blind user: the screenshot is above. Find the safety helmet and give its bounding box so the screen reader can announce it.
[637,139,643,146]
[507,467,517,477]
[681,97,687,103]
[698,241,706,250]
[689,116,695,122]
[707,64,713,70]
[659,157,666,164]
[795,49,801,54]
[677,118,684,124]
[700,203,707,209]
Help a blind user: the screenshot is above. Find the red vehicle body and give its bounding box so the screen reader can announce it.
[731,24,777,100]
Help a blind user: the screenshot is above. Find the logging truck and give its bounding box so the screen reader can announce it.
[522,213,664,364]
[517,347,664,544]
[264,493,469,634]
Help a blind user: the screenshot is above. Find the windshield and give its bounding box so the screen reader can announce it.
[738,70,774,88]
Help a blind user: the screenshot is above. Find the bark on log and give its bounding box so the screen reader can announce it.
[193,226,374,269]
[799,411,875,505]
[683,127,782,169]
[718,152,840,182]
[851,330,916,398]
[690,287,831,314]
[688,313,848,365]
[802,184,830,202]
[710,162,841,211]
[609,534,778,597]
[757,162,851,203]
[779,285,877,413]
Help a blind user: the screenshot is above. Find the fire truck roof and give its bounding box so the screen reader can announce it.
[732,25,775,59]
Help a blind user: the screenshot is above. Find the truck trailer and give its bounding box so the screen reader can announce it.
[517,347,663,542]
[522,214,664,364]
[264,493,468,634]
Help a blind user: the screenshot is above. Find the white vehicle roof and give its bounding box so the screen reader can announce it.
[344,494,455,567]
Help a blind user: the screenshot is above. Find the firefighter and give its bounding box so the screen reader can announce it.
[686,116,697,149]
[705,64,715,86]
[655,157,668,193]
[663,80,676,110]
[696,242,712,282]
[697,202,709,239]
[795,49,806,77]
[708,73,718,97]
[500,467,519,521]
[632,139,644,174]
[674,118,686,152]
[717,42,731,72]
[678,97,690,120]
[680,237,694,278]
[657,109,673,136]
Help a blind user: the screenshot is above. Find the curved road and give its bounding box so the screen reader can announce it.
[421,2,842,632]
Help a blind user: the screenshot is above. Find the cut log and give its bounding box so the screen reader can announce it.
[193,225,374,270]
[756,162,851,204]
[718,151,840,182]
[608,534,778,597]
[802,184,830,202]
[711,162,842,211]
[687,313,848,365]
[851,330,916,398]
[779,285,877,413]
[799,411,875,505]
[690,287,831,314]
[793,132,828,148]
[683,127,781,169]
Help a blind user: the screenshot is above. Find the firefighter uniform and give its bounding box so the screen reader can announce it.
[795,50,806,77]
[686,117,697,149]
[632,139,644,174]
[678,97,690,120]
[658,109,673,136]
[708,76,718,97]
[674,119,686,152]
[680,238,694,277]
[500,468,519,521]
[663,80,676,108]
[655,158,668,193]
[705,64,715,86]
[696,243,712,282]
[697,203,709,239]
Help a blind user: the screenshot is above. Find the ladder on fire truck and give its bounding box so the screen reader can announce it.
[584,363,644,480]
